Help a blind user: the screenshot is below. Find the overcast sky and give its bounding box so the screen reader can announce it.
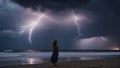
[0,0,120,50]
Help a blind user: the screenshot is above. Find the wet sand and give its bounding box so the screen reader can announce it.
[1,57,120,68]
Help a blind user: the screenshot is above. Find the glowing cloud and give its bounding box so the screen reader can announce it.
[110,47,120,50]
[75,36,108,50]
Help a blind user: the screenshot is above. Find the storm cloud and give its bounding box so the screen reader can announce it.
[12,0,90,11]
[0,0,120,50]
[0,30,20,38]
[11,0,120,37]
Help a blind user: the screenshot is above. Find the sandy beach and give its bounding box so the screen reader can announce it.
[1,57,120,68]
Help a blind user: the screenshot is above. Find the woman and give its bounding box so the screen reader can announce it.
[51,40,59,66]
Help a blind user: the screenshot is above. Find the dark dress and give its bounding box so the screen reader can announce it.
[51,48,59,63]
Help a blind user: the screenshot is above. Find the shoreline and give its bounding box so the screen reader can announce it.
[1,57,120,68]
[1,50,120,53]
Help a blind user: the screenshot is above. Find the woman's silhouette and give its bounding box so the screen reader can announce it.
[51,40,59,66]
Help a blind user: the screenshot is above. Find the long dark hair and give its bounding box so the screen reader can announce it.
[53,40,58,48]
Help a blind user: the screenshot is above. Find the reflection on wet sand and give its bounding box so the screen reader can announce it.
[24,58,44,64]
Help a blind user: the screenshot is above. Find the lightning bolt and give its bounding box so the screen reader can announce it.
[26,13,57,44]
[28,14,45,44]
[72,11,80,35]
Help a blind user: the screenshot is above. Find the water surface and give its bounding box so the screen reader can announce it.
[0,52,120,66]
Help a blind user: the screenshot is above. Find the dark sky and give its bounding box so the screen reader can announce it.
[0,0,120,50]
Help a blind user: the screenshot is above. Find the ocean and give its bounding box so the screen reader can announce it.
[0,50,120,66]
